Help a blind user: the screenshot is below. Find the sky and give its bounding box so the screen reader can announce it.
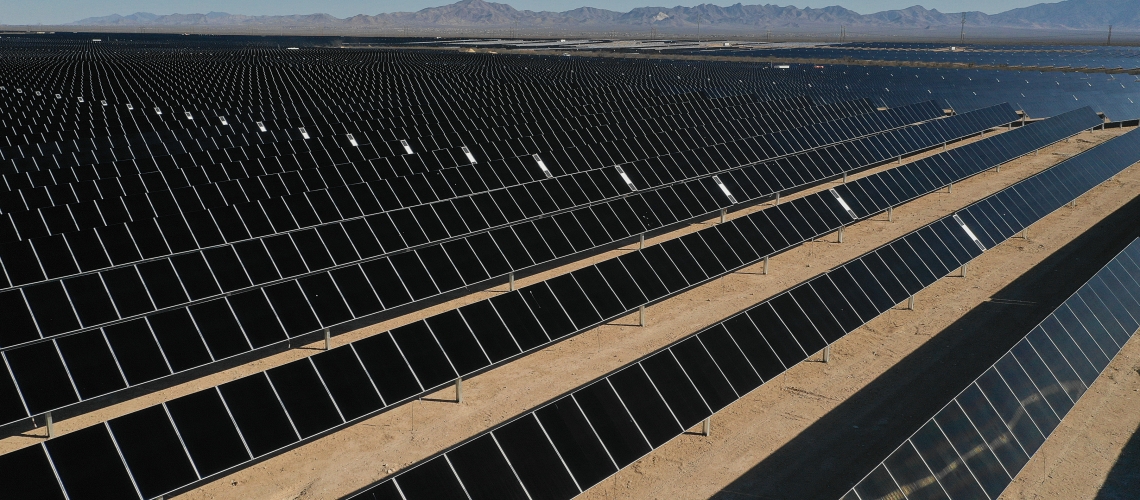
[3,0,1047,26]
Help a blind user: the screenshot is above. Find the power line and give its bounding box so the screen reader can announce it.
[960,13,966,44]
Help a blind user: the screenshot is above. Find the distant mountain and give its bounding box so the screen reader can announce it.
[69,0,1140,30]
[990,0,1140,29]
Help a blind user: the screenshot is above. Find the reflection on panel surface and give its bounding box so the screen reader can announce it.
[846,238,1140,500]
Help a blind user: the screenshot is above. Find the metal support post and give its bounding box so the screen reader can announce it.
[960,263,968,277]
[639,305,646,327]
[719,208,726,224]
[774,192,780,205]
[996,164,1001,173]
[842,171,847,183]
[763,255,769,275]
[701,417,711,436]
[639,233,645,249]
[46,412,54,438]
[947,182,953,194]
[837,225,844,243]
[456,377,463,403]
[887,206,894,222]
[823,345,831,363]
[324,328,330,350]
[908,295,915,310]
[898,156,903,165]
[1023,228,1029,240]
[509,271,515,291]
[943,142,947,151]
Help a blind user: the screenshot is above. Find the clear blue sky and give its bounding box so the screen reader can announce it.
[4,1,1045,26]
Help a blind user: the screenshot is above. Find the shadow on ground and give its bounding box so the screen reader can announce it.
[1096,420,1140,499]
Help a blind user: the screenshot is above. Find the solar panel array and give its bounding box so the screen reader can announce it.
[844,238,1140,500]
[627,43,1139,119]
[2,108,1126,500]
[0,104,1089,430]
[1,36,1136,500]
[757,44,1140,73]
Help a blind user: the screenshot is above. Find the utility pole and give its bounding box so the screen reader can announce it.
[696,16,701,43]
[1107,25,1112,46]
[766,28,771,43]
[960,13,966,44]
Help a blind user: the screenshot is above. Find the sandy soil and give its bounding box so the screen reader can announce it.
[153,129,1133,499]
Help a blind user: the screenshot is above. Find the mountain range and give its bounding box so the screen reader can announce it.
[71,0,1140,30]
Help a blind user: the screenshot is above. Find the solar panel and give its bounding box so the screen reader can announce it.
[845,237,1140,500]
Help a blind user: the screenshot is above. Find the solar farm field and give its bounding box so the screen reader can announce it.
[1,33,1138,500]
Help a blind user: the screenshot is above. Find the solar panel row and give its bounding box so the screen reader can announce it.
[0,102,1056,428]
[0,94,817,179]
[0,102,1011,354]
[0,98,903,245]
[0,98,873,237]
[1,109,1124,500]
[845,239,1140,500]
